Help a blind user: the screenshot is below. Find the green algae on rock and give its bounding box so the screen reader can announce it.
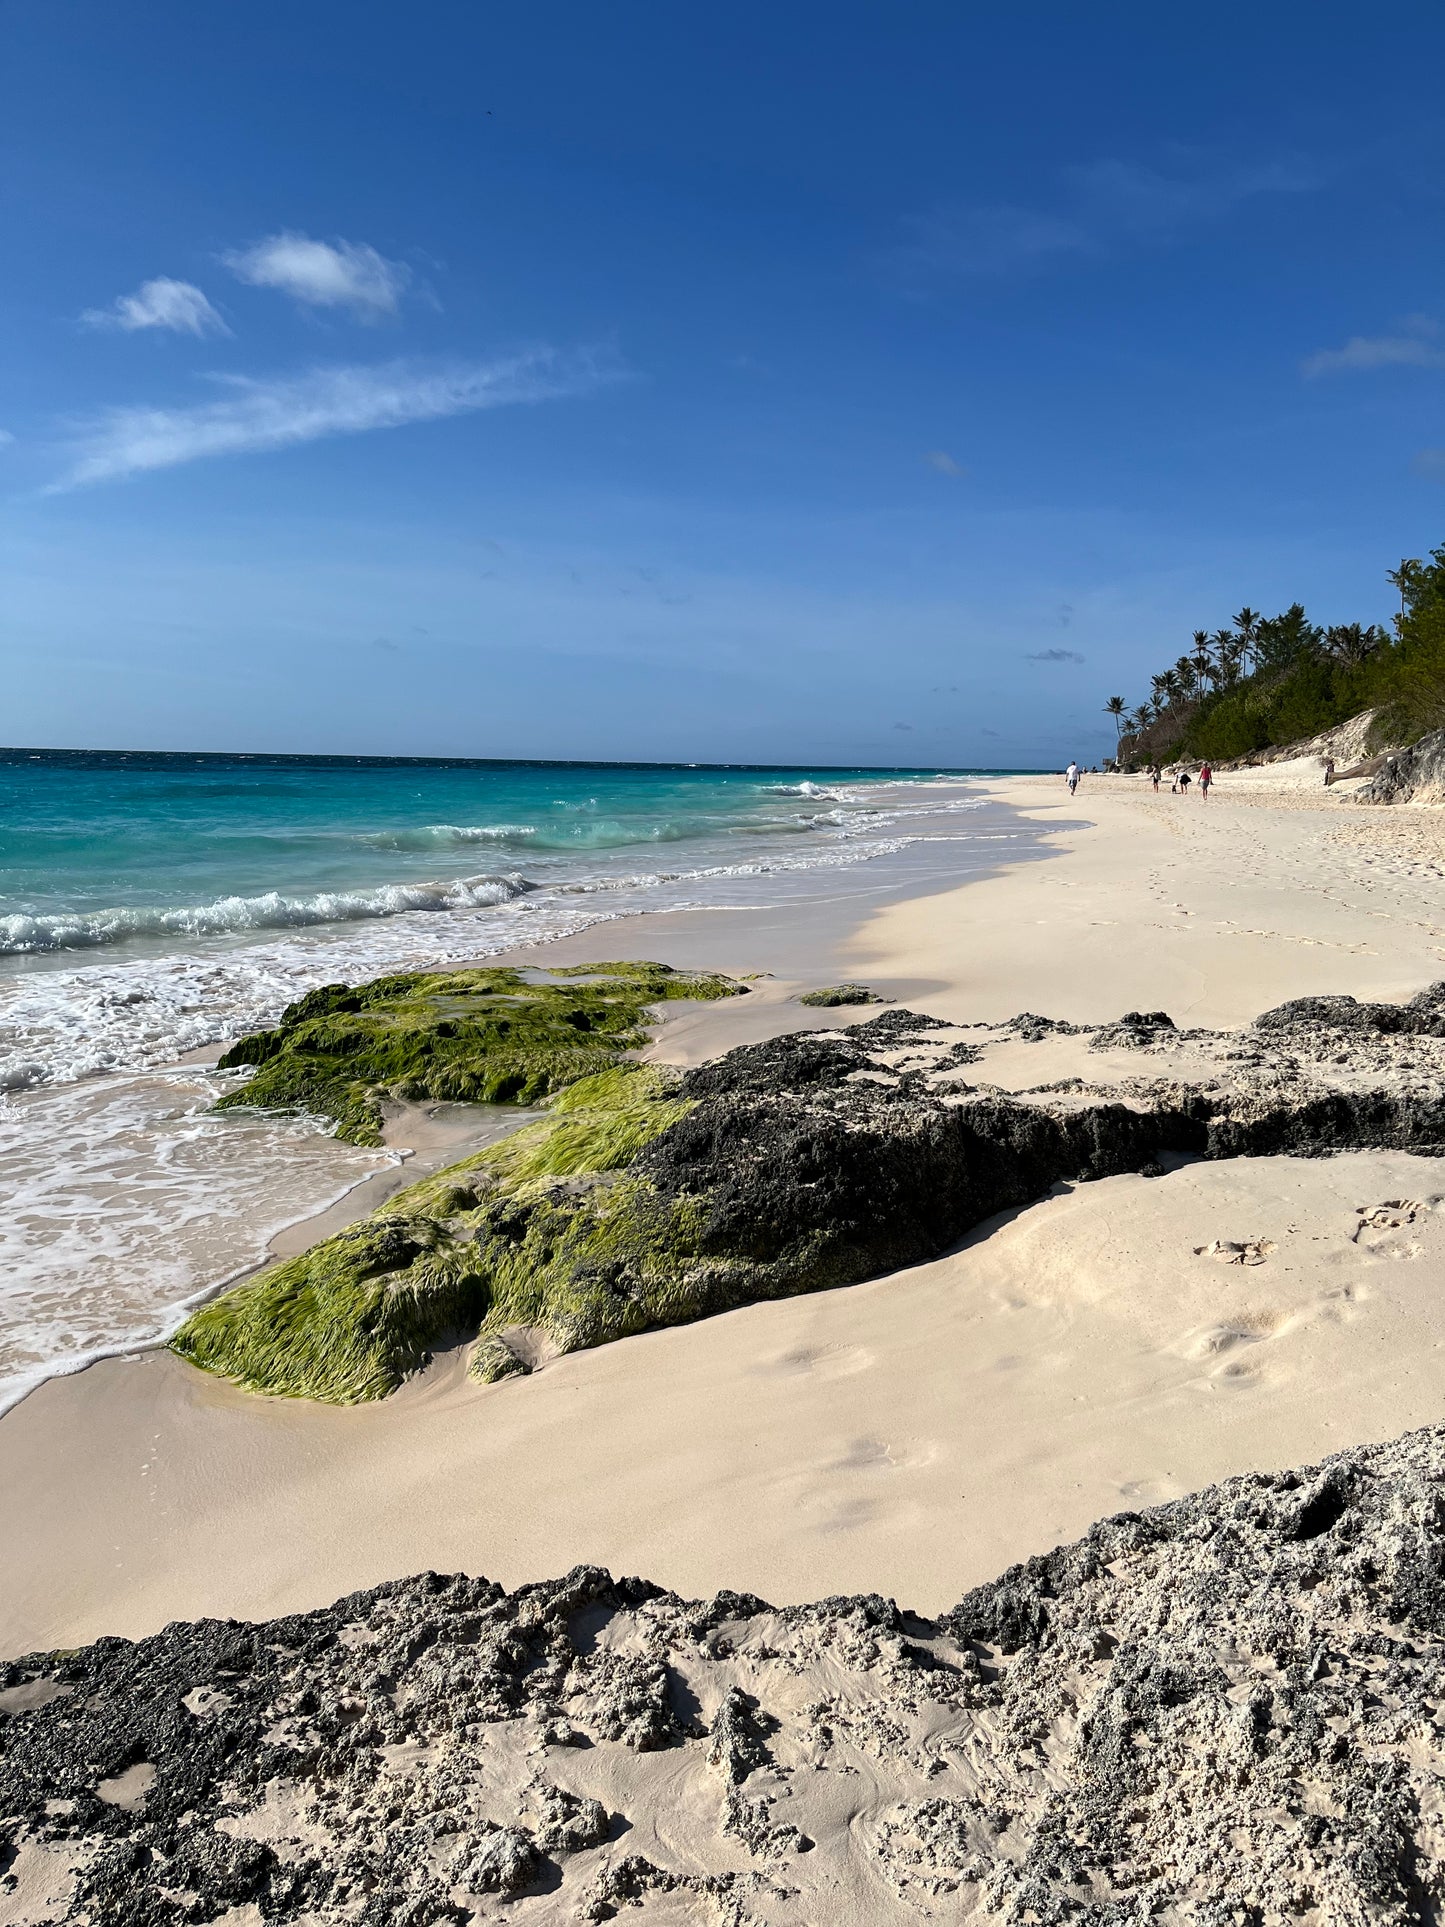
[175,985,1445,1406]
[170,1214,488,1403]
[797,983,885,1007]
[173,1062,695,1402]
[213,960,745,1146]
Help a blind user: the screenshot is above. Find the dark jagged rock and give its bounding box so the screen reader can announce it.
[175,979,1445,1403]
[1255,984,1445,1038]
[11,1428,1445,1920]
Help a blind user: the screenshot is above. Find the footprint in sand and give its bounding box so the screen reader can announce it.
[1352,1197,1442,1261]
[1193,1238,1276,1266]
[1179,1311,1285,1363]
[755,1344,873,1381]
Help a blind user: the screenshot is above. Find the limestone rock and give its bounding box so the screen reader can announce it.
[11,1429,1445,1919]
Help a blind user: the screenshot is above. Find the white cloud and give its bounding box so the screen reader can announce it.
[81,277,229,336]
[923,449,964,476]
[0,429,14,445]
[1303,318,1445,376]
[49,350,616,491]
[224,232,410,316]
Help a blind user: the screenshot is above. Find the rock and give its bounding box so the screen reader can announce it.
[1357,726,1445,805]
[707,1687,775,1784]
[12,1431,1445,1919]
[796,983,885,1007]
[214,960,747,1146]
[175,981,1445,1404]
[455,1825,537,1896]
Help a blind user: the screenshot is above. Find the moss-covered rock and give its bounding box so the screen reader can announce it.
[214,960,744,1146]
[170,1215,488,1402]
[173,1062,694,1402]
[797,983,885,1007]
[178,988,1445,1406]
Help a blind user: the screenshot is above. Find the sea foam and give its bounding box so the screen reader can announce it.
[0,872,535,955]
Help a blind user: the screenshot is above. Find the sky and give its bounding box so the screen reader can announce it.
[4,2,1445,767]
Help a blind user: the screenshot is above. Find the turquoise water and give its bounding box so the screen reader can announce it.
[0,750,993,955]
[0,750,1029,1408]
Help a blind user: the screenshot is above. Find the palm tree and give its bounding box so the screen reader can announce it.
[1191,629,1213,690]
[1215,635,1245,686]
[1104,695,1127,739]
[1233,607,1260,676]
[1159,668,1182,710]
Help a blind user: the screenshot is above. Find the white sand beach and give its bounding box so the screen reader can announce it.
[3,772,1444,1658]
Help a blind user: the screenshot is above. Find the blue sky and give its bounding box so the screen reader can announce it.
[5,1,1445,766]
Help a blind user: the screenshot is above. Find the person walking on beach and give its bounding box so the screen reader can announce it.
[1150,765,1161,792]
[1198,762,1212,800]
[1066,760,1080,795]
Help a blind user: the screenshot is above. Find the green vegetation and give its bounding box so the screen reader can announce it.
[1114,540,1445,766]
[170,1213,487,1402]
[180,960,755,1401]
[173,1061,696,1402]
[798,983,885,1007]
[214,960,744,1145]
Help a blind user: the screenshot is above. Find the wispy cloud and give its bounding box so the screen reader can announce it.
[81,277,229,337]
[1414,448,1445,481]
[224,232,410,317]
[0,429,14,446]
[49,349,616,491]
[1025,647,1086,664]
[1303,316,1445,376]
[923,449,964,476]
[892,155,1317,280]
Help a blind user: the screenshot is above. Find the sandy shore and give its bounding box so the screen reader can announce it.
[5,772,1445,1658]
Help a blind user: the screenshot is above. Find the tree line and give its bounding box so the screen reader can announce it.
[1103,540,1445,766]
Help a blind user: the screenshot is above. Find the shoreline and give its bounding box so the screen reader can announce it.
[0,779,1044,1420]
[4,771,1445,1656]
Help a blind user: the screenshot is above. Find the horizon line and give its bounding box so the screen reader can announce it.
[0,745,1046,775]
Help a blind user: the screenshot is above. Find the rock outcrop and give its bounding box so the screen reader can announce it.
[214,961,746,1146]
[8,1425,1445,1921]
[174,978,1445,1403]
[1358,727,1445,806]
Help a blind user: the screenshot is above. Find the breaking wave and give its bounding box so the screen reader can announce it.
[0,873,536,956]
[759,780,842,799]
[360,820,697,853]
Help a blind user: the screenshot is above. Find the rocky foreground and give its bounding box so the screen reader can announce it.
[174,968,1445,1404]
[6,1425,1445,1923]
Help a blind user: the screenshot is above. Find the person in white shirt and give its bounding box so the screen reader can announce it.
[1065,760,1080,795]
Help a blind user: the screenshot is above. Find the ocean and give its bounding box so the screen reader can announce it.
[0,750,1028,1409]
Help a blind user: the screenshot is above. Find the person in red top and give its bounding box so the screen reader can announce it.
[1199,762,1213,799]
